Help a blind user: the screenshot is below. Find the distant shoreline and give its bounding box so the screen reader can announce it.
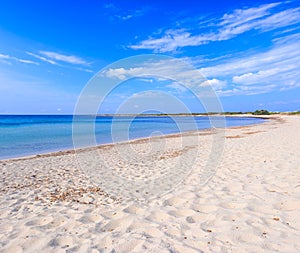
[1,110,300,117]
[0,115,270,162]
[1,111,299,117]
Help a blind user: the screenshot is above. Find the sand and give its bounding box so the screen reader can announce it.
[0,115,299,252]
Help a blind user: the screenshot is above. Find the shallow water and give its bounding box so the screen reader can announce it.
[0,115,265,159]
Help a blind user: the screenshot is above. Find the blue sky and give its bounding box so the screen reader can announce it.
[0,0,300,114]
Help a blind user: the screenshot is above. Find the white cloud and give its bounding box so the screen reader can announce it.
[197,35,300,96]
[104,67,145,80]
[216,2,281,40]
[105,31,300,97]
[104,3,147,21]
[130,29,197,52]
[139,78,153,83]
[232,72,255,83]
[116,14,133,20]
[272,31,300,44]
[201,38,300,78]
[17,59,39,65]
[220,2,279,27]
[26,51,93,72]
[166,82,188,92]
[26,52,57,65]
[115,9,146,20]
[100,58,222,105]
[130,2,300,52]
[39,51,89,65]
[132,91,162,98]
[76,67,94,73]
[232,69,279,85]
[201,78,227,90]
[0,54,10,59]
[0,53,39,65]
[217,84,277,96]
[257,7,300,32]
[103,3,118,11]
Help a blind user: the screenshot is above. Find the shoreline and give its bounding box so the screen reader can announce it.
[0,114,272,163]
[1,114,299,252]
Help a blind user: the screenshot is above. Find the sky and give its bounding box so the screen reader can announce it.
[0,0,300,114]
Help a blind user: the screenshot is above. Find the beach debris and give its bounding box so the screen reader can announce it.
[226,135,243,139]
[43,186,115,204]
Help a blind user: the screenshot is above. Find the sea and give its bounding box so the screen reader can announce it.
[0,115,266,160]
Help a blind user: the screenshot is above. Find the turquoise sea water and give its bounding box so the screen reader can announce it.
[0,115,265,160]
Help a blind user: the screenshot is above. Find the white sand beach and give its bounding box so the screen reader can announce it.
[0,115,300,253]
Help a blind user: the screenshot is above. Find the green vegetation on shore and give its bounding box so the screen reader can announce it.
[286,111,300,115]
[96,110,300,117]
[252,110,270,115]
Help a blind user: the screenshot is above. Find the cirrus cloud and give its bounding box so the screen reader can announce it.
[129,2,300,53]
[39,51,89,65]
